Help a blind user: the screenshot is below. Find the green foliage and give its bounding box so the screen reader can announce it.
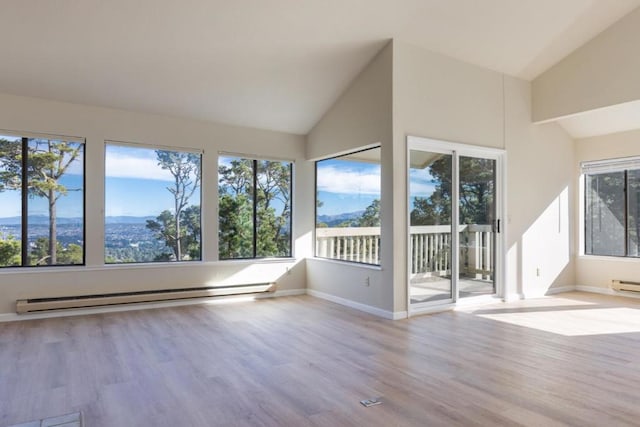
[585,171,627,255]
[218,158,291,259]
[0,138,21,192]
[0,233,21,266]
[146,207,201,261]
[28,238,82,265]
[411,156,494,226]
[0,138,83,265]
[144,150,201,261]
[358,199,380,227]
[219,193,253,258]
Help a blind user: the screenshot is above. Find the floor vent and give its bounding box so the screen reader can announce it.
[611,279,640,293]
[360,398,382,407]
[16,283,276,314]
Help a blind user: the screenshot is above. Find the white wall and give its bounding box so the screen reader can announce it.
[533,7,640,122]
[505,77,576,298]
[575,129,640,290]
[305,42,394,314]
[306,39,579,317]
[392,41,506,312]
[0,92,313,314]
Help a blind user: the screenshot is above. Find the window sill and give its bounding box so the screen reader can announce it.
[577,254,640,263]
[0,258,299,275]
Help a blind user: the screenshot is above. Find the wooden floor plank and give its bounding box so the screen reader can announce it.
[2,291,640,426]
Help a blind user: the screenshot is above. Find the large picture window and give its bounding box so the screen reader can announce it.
[105,143,201,263]
[315,147,381,265]
[218,156,292,259]
[0,133,85,267]
[584,157,640,257]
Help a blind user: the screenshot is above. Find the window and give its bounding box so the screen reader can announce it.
[0,133,85,267]
[583,157,640,257]
[218,156,292,259]
[315,147,381,265]
[105,143,201,263]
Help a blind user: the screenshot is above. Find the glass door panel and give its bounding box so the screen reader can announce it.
[458,156,496,297]
[409,150,453,304]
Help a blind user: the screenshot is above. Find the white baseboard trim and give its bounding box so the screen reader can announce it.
[575,285,615,296]
[258,289,307,298]
[574,285,640,300]
[0,288,308,322]
[306,289,404,320]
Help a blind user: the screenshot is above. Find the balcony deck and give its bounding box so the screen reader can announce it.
[316,224,495,304]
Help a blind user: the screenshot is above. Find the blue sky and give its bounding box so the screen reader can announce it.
[0,138,85,218]
[105,145,200,217]
[316,159,381,216]
[316,159,437,216]
[0,144,201,219]
[1,142,437,219]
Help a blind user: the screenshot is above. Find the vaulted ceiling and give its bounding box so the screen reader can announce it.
[1,0,638,134]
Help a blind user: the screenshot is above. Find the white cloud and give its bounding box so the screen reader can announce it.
[105,150,175,182]
[317,166,380,195]
[410,181,436,197]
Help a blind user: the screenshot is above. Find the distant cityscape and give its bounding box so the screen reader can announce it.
[0,216,173,263]
[0,209,371,263]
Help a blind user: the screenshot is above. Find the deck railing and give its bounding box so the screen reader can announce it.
[315,224,493,279]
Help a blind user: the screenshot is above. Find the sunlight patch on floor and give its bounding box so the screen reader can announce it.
[477,307,640,336]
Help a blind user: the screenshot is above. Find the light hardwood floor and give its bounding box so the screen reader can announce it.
[2,292,640,426]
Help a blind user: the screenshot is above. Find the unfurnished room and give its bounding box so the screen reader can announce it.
[2,1,640,426]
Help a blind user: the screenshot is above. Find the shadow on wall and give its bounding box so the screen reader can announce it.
[509,186,572,298]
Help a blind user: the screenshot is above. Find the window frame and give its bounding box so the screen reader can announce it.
[0,130,86,268]
[217,153,294,260]
[582,156,640,258]
[104,140,203,264]
[314,145,382,266]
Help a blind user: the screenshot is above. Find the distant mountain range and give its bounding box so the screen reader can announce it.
[1,212,364,227]
[317,210,363,227]
[0,215,155,225]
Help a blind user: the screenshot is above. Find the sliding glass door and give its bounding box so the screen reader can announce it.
[458,156,496,298]
[408,137,503,311]
[409,150,454,304]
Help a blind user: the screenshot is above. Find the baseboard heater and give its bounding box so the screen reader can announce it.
[611,279,640,293]
[16,283,276,314]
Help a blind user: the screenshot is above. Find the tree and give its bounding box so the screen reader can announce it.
[146,206,201,261]
[218,192,253,258]
[0,138,82,266]
[218,159,291,258]
[0,138,21,192]
[411,157,494,226]
[358,199,380,227]
[29,238,82,265]
[182,205,202,259]
[0,233,20,266]
[256,160,291,256]
[27,140,83,264]
[147,151,201,261]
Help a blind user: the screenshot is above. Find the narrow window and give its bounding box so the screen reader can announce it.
[583,157,640,258]
[315,147,381,265]
[218,156,292,259]
[105,143,202,263]
[0,133,85,267]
